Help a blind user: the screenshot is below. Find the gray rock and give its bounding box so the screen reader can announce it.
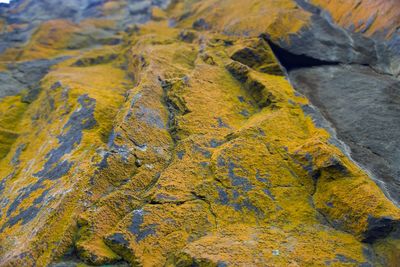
[0,71,23,98]
[266,0,398,76]
[363,216,400,243]
[0,58,66,100]
[268,14,379,67]
[289,65,400,204]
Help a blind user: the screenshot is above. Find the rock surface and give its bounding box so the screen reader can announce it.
[309,0,400,77]
[0,0,399,266]
[290,65,400,204]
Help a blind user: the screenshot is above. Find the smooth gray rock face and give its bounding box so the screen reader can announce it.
[290,65,400,204]
[278,15,378,66]
[268,0,398,76]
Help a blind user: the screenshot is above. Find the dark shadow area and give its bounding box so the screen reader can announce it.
[265,39,340,71]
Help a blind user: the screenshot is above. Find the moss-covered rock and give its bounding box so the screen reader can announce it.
[0,0,399,266]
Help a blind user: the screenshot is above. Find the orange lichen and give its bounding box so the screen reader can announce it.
[20,20,80,60]
[0,19,4,34]
[170,0,310,39]
[0,95,28,159]
[0,0,399,266]
[311,0,400,39]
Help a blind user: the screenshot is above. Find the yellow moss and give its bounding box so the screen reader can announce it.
[315,173,400,238]
[170,0,310,40]
[0,47,22,62]
[373,238,400,267]
[44,60,128,144]
[82,21,390,265]
[0,1,399,266]
[0,41,135,265]
[113,20,399,265]
[80,18,117,31]
[0,63,7,71]
[0,95,28,158]
[0,19,4,34]
[17,20,80,60]
[0,95,28,131]
[152,7,168,21]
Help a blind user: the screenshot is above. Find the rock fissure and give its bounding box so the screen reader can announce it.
[265,38,342,72]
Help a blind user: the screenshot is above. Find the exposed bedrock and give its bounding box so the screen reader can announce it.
[267,15,376,66]
[307,0,400,77]
[289,65,400,204]
[0,58,66,100]
[265,13,394,75]
[0,0,399,266]
[264,0,400,206]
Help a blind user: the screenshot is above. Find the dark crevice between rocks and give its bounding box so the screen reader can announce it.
[159,76,190,144]
[264,39,341,72]
[160,78,178,140]
[363,217,400,244]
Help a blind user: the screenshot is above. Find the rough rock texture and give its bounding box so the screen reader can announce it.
[0,58,66,100]
[263,0,400,206]
[309,0,400,77]
[0,0,399,266]
[290,65,400,204]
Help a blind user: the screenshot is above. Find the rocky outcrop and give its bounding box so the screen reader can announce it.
[0,0,399,266]
[289,65,400,204]
[261,0,400,207]
[0,58,66,99]
[310,0,400,77]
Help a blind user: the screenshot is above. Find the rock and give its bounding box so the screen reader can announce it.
[0,71,24,99]
[104,233,136,264]
[0,58,65,99]
[192,18,210,31]
[308,0,400,76]
[178,30,197,43]
[363,216,400,243]
[265,12,392,74]
[72,53,118,67]
[0,0,399,266]
[226,61,276,108]
[230,38,283,75]
[0,0,170,55]
[225,61,250,83]
[289,65,400,204]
